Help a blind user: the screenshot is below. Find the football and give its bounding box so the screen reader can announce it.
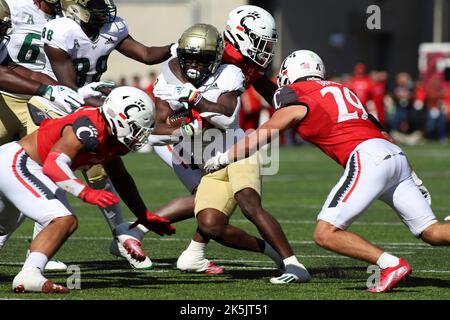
[167,108,191,127]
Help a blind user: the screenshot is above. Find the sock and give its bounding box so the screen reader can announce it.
[185,240,207,254]
[377,252,400,269]
[88,177,124,231]
[263,242,283,268]
[22,252,48,272]
[283,255,302,267]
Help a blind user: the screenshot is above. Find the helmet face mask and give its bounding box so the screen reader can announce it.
[177,24,224,86]
[0,0,11,45]
[101,86,155,152]
[225,5,278,69]
[61,0,116,29]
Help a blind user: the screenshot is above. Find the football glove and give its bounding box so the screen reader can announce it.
[411,171,431,205]
[130,210,176,236]
[204,151,231,173]
[181,118,202,137]
[79,187,120,208]
[153,83,202,106]
[78,81,115,99]
[38,84,84,114]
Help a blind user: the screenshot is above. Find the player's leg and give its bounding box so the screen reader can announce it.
[152,145,222,273]
[193,170,305,281]
[0,209,26,250]
[230,154,309,283]
[313,147,414,293]
[380,156,450,246]
[0,142,75,293]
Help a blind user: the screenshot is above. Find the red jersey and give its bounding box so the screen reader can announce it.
[274,80,387,166]
[222,40,265,89]
[37,107,129,170]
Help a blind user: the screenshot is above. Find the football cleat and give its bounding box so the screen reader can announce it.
[367,257,412,293]
[113,222,148,261]
[270,263,311,284]
[204,262,225,274]
[109,239,153,270]
[13,267,69,294]
[176,250,224,274]
[44,260,68,272]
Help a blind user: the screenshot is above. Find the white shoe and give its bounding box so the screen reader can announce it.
[444,215,450,221]
[176,250,224,274]
[45,260,68,272]
[270,264,311,284]
[110,239,153,270]
[13,267,69,293]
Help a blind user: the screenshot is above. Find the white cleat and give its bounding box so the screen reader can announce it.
[44,260,68,272]
[176,250,224,274]
[110,239,153,270]
[13,267,69,293]
[444,215,450,221]
[270,264,311,284]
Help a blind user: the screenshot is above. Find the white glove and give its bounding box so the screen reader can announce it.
[170,43,178,57]
[153,83,201,106]
[39,84,84,114]
[204,151,231,173]
[411,171,431,205]
[78,81,115,99]
[181,118,202,137]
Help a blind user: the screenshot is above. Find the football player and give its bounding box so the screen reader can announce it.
[148,5,297,276]
[204,50,450,292]
[0,86,175,293]
[147,24,310,283]
[0,0,118,271]
[37,0,177,269]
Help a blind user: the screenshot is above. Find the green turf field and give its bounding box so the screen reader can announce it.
[1,143,449,300]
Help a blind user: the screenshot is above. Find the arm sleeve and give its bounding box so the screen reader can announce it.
[42,152,86,197]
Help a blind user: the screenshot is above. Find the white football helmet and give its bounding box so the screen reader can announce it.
[101,86,155,152]
[277,50,326,87]
[224,5,277,69]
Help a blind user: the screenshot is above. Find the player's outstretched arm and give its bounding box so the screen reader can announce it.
[204,105,307,172]
[116,35,172,65]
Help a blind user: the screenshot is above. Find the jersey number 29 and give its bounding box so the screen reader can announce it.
[320,86,368,123]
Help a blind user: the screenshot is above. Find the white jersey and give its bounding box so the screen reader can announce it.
[42,16,129,86]
[156,58,245,128]
[6,0,56,71]
[153,59,245,192]
[2,0,57,99]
